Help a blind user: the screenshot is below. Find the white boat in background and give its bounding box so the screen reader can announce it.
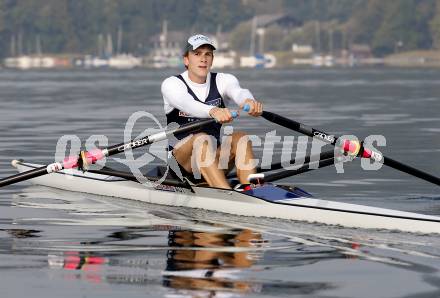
[76,55,109,68]
[150,54,182,69]
[4,56,58,69]
[312,55,334,67]
[75,54,143,69]
[12,160,440,234]
[212,50,236,69]
[108,54,142,69]
[240,53,276,68]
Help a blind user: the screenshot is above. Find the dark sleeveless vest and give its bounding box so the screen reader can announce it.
[166,73,225,143]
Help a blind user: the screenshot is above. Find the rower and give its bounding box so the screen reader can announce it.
[161,34,263,189]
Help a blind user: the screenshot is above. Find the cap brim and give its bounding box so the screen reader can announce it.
[183,43,216,54]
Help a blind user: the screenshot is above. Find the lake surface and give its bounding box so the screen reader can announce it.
[0,68,439,298]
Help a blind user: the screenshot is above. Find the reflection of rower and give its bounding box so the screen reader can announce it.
[163,228,265,294]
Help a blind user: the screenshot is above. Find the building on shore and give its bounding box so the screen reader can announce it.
[147,21,185,68]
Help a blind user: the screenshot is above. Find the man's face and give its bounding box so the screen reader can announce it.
[184,45,214,83]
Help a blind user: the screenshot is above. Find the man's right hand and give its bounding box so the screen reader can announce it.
[209,107,234,123]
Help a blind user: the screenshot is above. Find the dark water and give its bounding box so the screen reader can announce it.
[0,68,440,297]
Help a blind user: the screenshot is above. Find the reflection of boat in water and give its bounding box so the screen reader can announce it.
[30,226,267,295]
[163,228,265,295]
[4,220,367,296]
[6,182,438,296]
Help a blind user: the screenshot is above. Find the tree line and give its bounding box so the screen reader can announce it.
[1,0,440,58]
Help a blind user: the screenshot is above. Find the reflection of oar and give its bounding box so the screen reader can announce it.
[261,110,440,186]
[0,117,229,188]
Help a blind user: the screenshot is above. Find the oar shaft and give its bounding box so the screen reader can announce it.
[0,165,47,187]
[262,111,440,186]
[226,149,335,179]
[1,118,216,188]
[105,118,215,156]
[385,157,440,186]
[262,111,336,143]
[262,111,382,160]
[263,157,336,183]
[88,167,189,188]
[258,149,335,173]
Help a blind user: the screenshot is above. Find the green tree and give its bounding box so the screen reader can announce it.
[346,0,385,45]
[0,0,438,58]
[430,0,440,48]
[283,0,363,22]
[372,1,432,55]
[229,22,252,53]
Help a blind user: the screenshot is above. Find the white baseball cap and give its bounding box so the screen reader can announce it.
[183,34,216,54]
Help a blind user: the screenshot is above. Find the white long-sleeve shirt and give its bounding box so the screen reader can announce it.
[161,71,254,118]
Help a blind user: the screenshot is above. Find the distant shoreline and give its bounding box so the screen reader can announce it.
[3,50,440,70]
[383,50,440,67]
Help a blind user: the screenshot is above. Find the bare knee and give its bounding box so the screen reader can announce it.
[231,131,250,150]
[173,133,216,173]
[173,133,211,171]
[174,132,210,154]
[192,133,216,153]
[190,133,218,167]
[231,131,247,142]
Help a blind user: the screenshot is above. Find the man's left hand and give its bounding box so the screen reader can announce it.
[241,99,263,117]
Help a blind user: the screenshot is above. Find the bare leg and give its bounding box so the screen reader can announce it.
[229,131,257,184]
[173,133,231,189]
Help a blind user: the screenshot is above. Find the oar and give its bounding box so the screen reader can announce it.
[246,149,348,183]
[0,116,228,188]
[257,149,335,173]
[88,166,189,188]
[254,156,338,183]
[226,149,335,179]
[261,111,440,186]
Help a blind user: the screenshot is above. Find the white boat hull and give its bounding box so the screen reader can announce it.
[13,161,440,234]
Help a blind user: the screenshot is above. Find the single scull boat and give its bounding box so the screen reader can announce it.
[3,108,440,234]
[12,160,440,234]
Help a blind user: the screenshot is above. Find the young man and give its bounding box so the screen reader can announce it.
[161,34,263,189]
